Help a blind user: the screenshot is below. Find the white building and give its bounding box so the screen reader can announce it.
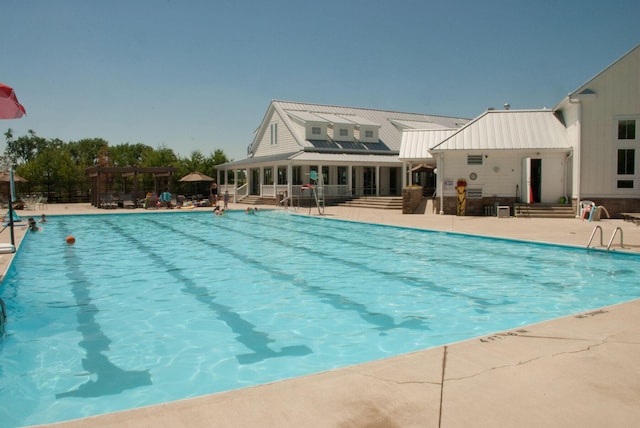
[216,100,468,205]
[402,43,640,217]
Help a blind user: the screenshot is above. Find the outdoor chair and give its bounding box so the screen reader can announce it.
[159,191,172,208]
[36,196,47,210]
[101,195,117,209]
[121,194,136,209]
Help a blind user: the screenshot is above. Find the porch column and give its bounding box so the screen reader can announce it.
[376,165,380,196]
[233,170,238,193]
[348,165,353,196]
[272,166,276,197]
[437,155,444,215]
[287,163,293,196]
[259,166,264,196]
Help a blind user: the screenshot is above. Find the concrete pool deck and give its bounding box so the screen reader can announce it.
[2,203,639,427]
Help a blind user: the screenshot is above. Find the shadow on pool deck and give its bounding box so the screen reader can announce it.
[4,204,640,427]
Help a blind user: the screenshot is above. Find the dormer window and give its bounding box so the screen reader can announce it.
[312,126,321,135]
[339,128,348,137]
[359,126,378,142]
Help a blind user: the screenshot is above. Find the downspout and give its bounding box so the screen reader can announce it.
[568,97,582,217]
[564,150,572,202]
[437,154,445,215]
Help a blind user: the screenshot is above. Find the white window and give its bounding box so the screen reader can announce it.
[365,130,373,138]
[312,126,321,135]
[618,119,636,140]
[339,128,348,137]
[615,118,638,189]
[270,123,278,145]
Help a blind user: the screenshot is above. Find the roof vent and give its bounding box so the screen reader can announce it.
[504,103,510,110]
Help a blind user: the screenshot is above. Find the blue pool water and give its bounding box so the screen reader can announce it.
[1,210,639,426]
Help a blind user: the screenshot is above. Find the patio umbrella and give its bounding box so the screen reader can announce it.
[179,172,215,182]
[0,171,28,183]
[179,172,215,196]
[0,83,25,247]
[0,82,26,119]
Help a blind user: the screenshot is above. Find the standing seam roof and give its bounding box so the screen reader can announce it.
[429,110,569,152]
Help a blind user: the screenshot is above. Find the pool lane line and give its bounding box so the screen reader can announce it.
[54,219,152,399]
[241,212,639,294]
[240,213,531,285]
[199,214,511,312]
[245,212,590,281]
[104,219,312,365]
[145,216,431,335]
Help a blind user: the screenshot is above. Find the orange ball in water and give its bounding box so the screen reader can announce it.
[66,236,76,245]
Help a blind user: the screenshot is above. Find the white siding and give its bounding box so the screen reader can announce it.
[253,110,301,157]
[441,150,566,202]
[573,45,640,198]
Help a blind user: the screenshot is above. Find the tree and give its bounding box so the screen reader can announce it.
[142,144,178,167]
[3,129,48,165]
[67,138,110,166]
[108,143,153,167]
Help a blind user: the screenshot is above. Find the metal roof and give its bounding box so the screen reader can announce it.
[399,129,456,160]
[286,111,330,123]
[269,101,470,152]
[390,119,451,130]
[309,112,357,125]
[291,151,400,164]
[217,152,299,168]
[430,110,570,152]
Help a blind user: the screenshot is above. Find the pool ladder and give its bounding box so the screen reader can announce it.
[587,226,624,252]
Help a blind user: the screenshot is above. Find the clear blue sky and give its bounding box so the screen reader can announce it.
[1,0,639,161]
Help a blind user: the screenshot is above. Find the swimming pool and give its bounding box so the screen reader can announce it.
[1,210,639,426]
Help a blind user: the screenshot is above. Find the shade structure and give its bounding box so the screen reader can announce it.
[179,172,215,182]
[0,82,26,119]
[0,171,28,183]
[179,172,215,197]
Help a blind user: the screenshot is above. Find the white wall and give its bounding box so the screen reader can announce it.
[440,151,567,202]
[572,46,640,198]
[254,111,300,157]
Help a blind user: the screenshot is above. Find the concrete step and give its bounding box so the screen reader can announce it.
[339,197,402,210]
[514,204,575,218]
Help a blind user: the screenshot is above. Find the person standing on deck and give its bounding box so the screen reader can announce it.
[210,181,218,204]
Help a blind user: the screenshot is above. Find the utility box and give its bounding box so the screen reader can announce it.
[497,206,510,218]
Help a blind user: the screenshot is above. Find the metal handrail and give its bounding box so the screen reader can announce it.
[606,227,624,251]
[586,225,603,251]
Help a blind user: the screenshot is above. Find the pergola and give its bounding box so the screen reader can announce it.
[86,166,177,207]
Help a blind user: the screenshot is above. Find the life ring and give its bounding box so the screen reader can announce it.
[301,184,314,190]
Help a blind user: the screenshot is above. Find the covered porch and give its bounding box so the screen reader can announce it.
[215,152,403,205]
